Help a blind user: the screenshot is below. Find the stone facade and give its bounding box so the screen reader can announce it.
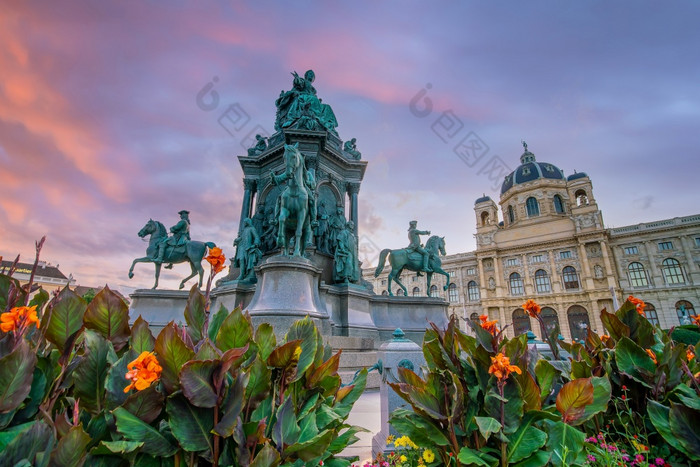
[368,146,700,341]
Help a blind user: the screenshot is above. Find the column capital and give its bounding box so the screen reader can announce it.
[347,182,361,195]
[243,178,257,191]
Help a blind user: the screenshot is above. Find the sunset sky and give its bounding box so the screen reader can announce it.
[2,1,699,294]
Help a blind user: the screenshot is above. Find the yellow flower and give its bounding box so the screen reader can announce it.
[400,455,407,462]
[423,448,435,463]
[522,299,541,318]
[205,247,226,274]
[386,434,395,446]
[124,351,162,392]
[645,349,657,365]
[488,352,522,381]
[1,305,39,333]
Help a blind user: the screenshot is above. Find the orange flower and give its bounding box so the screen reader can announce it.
[687,347,695,362]
[691,315,700,326]
[124,351,162,392]
[645,349,657,365]
[628,296,646,316]
[479,314,499,336]
[522,299,541,318]
[488,352,522,381]
[205,247,226,274]
[0,305,39,333]
[601,334,611,344]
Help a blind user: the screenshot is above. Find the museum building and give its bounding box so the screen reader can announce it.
[369,145,700,341]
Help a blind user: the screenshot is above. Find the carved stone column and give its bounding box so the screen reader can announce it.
[239,178,257,234]
[347,182,361,234]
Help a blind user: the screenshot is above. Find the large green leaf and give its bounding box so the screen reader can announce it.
[484,378,523,434]
[254,323,276,362]
[130,316,155,353]
[513,450,552,467]
[669,402,700,460]
[83,285,131,351]
[183,285,206,343]
[516,370,541,412]
[535,359,558,401]
[215,306,252,351]
[0,274,26,314]
[0,420,35,451]
[250,442,281,467]
[508,425,547,463]
[29,287,50,311]
[195,339,221,360]
[615,336,656,385]
[577,376,611,425]
[267,339,303,369]
[334,368,367,418]
[113,407,177,457]
[284,316,319,380]
[245,356,271,403]
[45,286,87,353]
[307,351,341,388]
[388,408,451,447]
[166,392,214,454]
[90,440,144,456]
[207,304,228,342]
[50,425,91,467]
[556,378,594,424]
[179,359,218,408]
[0,420,54,466]
[600,308,629,341]
[121,385,164,424]
[0,339,37,413]
[285,429,335,461]
[648,401,689,455]
[155,322,195,394]
[616,300,656,348]
[13,363,48,423]
[105,348,137,409]
[457,446,497,466]
[544,419,585,467]
[272,395,300,447]
[73,330,117,414]
[213,372,248,437]
[474,416,502,442]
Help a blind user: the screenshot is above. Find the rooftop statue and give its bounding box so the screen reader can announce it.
[129,213,216,289]
[247,134,267,156]
[271,143,315,256]
[374,222,450,296]
[274,69,338,135]
[343,138,362,159]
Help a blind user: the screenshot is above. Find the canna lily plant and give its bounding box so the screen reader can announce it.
[0,240,367,466]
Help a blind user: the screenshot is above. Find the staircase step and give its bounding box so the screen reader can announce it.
[329,336,376,351]
[339,351,378,369]
[339,370,381,389]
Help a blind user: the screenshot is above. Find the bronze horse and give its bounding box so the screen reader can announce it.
[374,235,450,296]
[272,143,312,256]
[128,219,215,289]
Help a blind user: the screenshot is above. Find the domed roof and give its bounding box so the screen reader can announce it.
[567,172,588,181]
[475,195,492,204]
[500,144,565,195]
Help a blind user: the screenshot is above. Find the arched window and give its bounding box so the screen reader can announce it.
[526,197,540,217]
[470,312,480,329]
[512,308,531,335]
[541,307,560,336]
[509,272,524,296]
[628,262,648,287]
[448,283,458,302]
[429,285,438,298]
[396,288,405,296]
[676,300,695,324]
[534,269,551,293]
[645,303,660,327]
[562,266,579,290]
[553,194,565,214]
[508,205,515,223]
[412,287,420,297]
[567,305,590,342]
[481,211,490,226]
[467,281,480,301]
[381,290,388,296]
[575,189,588,206]
[662,258,685,284]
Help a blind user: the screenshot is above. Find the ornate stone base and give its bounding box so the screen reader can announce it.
[322,283,379,341]
[370,295,450,344]
[245,255,331,339]
[128,289,191,335]
[210,281,256,314]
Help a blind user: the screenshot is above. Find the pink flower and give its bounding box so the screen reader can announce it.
[587,454,596,462]
[635,454,645,463]
[655,459,665,466]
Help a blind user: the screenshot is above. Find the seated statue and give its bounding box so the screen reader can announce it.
[274,69,338,135]
[343,138,362,159]
[247,134,267,157]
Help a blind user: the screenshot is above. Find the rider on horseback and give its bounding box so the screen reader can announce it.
[154,210,190,263]
[407,220,432,273]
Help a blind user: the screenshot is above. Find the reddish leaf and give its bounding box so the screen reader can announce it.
[83,285,130,351]
[556,378,594,424]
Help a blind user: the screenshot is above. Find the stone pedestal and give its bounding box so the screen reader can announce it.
[210,281,256,314]
[321,283,379,341]
[370,296,449,344]
[245,255,331,339]
[128,289,191,335]
[371,329,426,459]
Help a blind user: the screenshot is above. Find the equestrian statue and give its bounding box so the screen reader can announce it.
[374,220,450,296]
[271,143,317,256]
[128,211,216,289]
